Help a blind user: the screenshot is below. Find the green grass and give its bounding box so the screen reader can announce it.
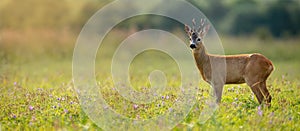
[0,30,299,130]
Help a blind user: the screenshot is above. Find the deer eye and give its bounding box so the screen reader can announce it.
[197,38,201,42]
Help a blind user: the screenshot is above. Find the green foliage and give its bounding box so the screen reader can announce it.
[204,0,300,37]
[264,0,300,37]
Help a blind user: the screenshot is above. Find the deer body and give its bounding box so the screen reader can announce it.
[185,19,274,105]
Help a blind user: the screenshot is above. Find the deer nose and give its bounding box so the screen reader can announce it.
[190,44,196,49]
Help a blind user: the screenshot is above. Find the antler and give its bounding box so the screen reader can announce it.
[192,18,196,32]
[198,18,210,37]
[185,18,210,37]
[197,18,205,33]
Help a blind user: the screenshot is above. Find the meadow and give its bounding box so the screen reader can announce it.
[0,29,299,130]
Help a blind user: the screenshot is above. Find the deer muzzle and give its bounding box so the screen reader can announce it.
[190,44,196,49]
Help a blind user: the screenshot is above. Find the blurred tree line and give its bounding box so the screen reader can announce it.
[203,0,300,38]
[0,0,70,30]
[1,0,300,38]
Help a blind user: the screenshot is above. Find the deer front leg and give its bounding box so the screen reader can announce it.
[212,83,224,103]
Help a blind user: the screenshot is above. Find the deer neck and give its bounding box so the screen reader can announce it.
[193,46,210,67]
[192,45,210,79]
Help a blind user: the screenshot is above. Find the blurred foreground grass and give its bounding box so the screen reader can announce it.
[0,30,299,130]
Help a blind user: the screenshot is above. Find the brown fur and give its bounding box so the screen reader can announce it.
[185,23,274,105]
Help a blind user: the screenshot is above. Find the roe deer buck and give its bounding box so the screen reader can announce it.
[185,19,274,106]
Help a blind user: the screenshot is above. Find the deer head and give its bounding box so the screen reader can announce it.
[185,19,210,50]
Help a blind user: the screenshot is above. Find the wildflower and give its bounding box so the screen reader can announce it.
[14,82,17,86]
[228,87,234,92]
[52,105,57,109]
[57,98,60,101]
[257,105,263,116]
[181,88,185,93]
[169,108,173,112]
[161,101,164,106]
[166,95,170,99]
[251,95,255,100]
[232,102,238,107]
[136,114,140,119]
[12,114,16,118]
[258,110,263,116]
[29,105,34,111]
[61,97,65,101]
[31,116,36,121]
[64,109,68,113]
[161,96,164,99]
[234,98,238,101]
[269,112,274,117]
[70,101,74,104]
[133,104,138,110]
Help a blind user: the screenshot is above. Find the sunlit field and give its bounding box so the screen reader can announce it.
[1,0,300,130]
[0,29,299,130]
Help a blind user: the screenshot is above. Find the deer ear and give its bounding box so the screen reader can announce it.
[184,24,191,35]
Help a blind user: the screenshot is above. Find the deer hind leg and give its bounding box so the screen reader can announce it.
[260,81,272,105]
[246,80,264,104]
[244,55,270,104]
